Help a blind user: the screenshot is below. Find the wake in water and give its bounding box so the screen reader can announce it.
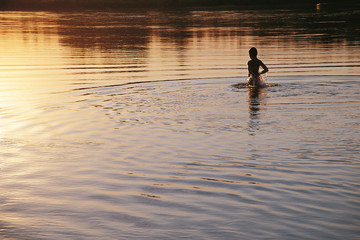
[233,82,280,89]
[233,74,279,89]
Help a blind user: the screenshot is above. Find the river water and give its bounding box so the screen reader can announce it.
[0,8,359,240]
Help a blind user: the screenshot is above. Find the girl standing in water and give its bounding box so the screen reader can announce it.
[247,47,269,87]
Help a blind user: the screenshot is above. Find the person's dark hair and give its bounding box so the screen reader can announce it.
[249,47,257,57]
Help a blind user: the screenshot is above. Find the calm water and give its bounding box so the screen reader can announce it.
[0,8,360,240]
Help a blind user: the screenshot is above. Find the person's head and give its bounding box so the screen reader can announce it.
[249,47,257,59]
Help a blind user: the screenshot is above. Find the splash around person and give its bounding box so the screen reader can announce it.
[247,47,269,88]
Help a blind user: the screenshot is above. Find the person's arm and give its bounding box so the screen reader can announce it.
[260,60,268,74]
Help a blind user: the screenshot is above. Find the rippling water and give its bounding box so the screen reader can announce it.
[1,8,360,240]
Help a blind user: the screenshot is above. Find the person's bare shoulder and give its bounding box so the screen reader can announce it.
[248,59,255,65]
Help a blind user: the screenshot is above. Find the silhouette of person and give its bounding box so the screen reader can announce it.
[247,47,268,87]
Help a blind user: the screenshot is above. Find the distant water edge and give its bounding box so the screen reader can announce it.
[1,0,359,11]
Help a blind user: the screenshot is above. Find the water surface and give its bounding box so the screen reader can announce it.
[0,9,360,239]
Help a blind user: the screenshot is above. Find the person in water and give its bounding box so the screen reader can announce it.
[247,47,269,87]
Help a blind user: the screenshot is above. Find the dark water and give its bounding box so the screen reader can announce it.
[0,8,360,240]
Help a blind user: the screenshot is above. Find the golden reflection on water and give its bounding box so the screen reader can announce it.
[0,10,358,157]
[1,9,360,239]
[1,10,358,84]
[0,10,357,140]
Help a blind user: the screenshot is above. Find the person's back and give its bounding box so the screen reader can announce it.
[247,47,268,87]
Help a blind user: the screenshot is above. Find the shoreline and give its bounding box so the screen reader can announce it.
[1,0,359,11]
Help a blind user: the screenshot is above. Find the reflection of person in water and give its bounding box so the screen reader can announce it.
[247,47,269,87]
[247,87,266,134]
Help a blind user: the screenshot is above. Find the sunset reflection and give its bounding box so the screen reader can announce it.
[0,7,359,240]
